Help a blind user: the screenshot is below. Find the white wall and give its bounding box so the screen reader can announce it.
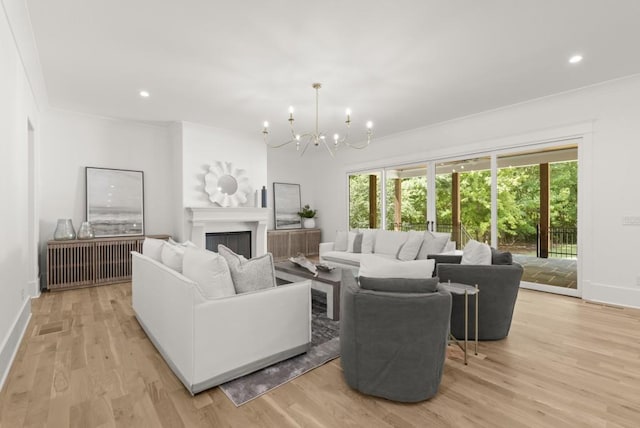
[38,109,176,247]
[310,74,640,308]
[266,148,320,230]
[0,1,38,389]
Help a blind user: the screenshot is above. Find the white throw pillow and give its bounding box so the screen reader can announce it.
[142,238,165,262]
[182,247,236,299]
[360,229,377,254]
[397,231,424,261]
[416,231,450,259]
[218,245,277,293]
[461,239,492,265]
[161,242,185,272]
[334,230,348,252]
[358,254,435,278]
[168,238,197,248]
[374,230,409,257]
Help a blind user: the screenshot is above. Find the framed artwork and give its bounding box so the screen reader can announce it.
[86,167,145,237]
[273,182,302,229]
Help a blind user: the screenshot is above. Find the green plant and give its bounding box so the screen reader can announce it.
[297,204,317,218]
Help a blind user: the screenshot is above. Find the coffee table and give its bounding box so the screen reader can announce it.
[274,261,342,321]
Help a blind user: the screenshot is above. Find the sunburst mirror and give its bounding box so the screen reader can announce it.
[204,161,251,207]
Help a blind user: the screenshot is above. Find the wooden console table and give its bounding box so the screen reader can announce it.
[267,228,321,261]
[46,235,169,291]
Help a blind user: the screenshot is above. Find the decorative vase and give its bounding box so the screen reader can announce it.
[303,218,316,229]
[261,186,267,208]
[53,219,76,240]
[77,221,95,239]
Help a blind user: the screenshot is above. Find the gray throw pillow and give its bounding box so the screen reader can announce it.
[359,276,440,293]
[353,233,363,253]
[491,248,513,265]
[217,245,276,293]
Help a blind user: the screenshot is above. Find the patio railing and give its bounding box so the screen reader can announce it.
[537,225,577,258]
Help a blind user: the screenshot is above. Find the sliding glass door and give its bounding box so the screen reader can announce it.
[345,140,580,296]
[435,157,492,249]
[497,144,578,291]
[384,164,428,231]
[348,171,381,229]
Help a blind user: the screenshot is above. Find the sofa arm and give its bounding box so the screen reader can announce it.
[132,252,200,386]
[193,280,312,385]
[319,242,335,257]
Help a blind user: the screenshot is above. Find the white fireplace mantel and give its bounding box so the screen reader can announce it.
[186,207,269,257]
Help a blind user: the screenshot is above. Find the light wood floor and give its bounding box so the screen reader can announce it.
[1,283,639,428]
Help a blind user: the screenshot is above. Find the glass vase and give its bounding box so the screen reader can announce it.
[77,221,95,239]
[53,219,76,240]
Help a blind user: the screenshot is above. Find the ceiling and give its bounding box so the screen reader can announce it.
[26,1,640,145]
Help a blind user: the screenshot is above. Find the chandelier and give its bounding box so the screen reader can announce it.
[262,83,373,156]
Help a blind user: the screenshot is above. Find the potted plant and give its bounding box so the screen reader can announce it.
[297,204,317,229]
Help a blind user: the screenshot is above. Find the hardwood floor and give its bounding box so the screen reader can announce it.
[1,283,639,427]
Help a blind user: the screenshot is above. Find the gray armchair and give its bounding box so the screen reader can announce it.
[432,255,523,340]
[340,271,452,402]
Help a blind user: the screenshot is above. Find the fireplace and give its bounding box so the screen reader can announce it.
[186,207,269,257]
[206,231,251,258]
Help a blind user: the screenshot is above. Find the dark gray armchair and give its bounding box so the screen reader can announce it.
[431,254,524,340]
[340,271,452,402]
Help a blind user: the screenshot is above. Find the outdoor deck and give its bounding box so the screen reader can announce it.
[513,254,577,289]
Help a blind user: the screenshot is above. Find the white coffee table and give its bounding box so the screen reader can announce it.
[440,281,479,365]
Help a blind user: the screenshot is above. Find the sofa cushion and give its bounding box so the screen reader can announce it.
[218,244,277,293]
[334,230,348,252]
[360,229,377,254]
[182,247,235,299]
[374,230,408,257]
[359,276,440,293]
[491,248,513,265]
[143,237,165,262]
[322,251,363,267]
[161,241,185,272]
[416,231,450,259]
[397,230,424,261]
[359,254,435,278]
[461,239,492,265]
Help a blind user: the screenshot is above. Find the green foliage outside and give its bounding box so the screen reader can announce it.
[349,161,577,246]
[385,176,427,230]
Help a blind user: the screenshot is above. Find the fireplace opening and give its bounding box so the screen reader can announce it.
[206,231,251,258]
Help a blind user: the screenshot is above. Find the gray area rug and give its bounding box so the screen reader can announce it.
[219,291,340,406]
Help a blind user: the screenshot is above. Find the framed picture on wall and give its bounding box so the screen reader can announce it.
[273,182,302,230]
[86,167,145,237]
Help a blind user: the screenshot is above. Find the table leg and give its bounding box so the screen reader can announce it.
[464,290,468,365]
[475,284,479,356]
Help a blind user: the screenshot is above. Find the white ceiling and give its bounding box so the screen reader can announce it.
[26,0,640,145]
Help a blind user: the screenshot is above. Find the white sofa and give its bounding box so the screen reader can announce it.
[320,229,455,271]
[131,251,312,395]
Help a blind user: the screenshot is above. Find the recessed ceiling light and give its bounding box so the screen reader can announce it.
[139,90,150,98]
[569,55,583,64]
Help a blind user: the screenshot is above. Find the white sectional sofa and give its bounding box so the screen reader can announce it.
[320,229,455,270]
[132,251,312,395]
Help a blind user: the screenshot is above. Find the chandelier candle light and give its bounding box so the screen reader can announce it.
[262,83,373,157]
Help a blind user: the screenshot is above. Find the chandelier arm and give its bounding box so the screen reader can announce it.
[321,136,336,158]
[265,138,299,149]
[300,137,313,156]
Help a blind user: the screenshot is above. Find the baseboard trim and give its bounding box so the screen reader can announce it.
[583,280,640,310]
[28,277,41,298]
[0,298,31,392]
